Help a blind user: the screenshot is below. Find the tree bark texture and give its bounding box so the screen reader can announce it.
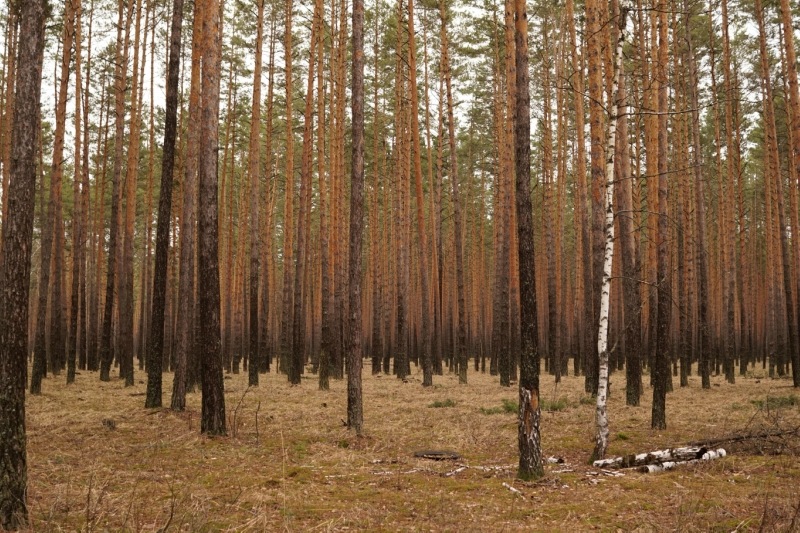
[0,0,46,525]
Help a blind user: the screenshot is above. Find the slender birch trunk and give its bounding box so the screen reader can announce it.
[593,3,628,461]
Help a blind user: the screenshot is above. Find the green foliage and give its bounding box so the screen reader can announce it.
[501,399,518,413]
[750,395,799,410]
[616,433,629,441]
[428,399,456,408]
[579,396,595,406]
[478,398,518,415]
[541,397,571,412]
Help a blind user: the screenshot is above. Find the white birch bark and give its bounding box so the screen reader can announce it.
[638,449,727,473]
[594,446,726,469]
[593,3,630,462]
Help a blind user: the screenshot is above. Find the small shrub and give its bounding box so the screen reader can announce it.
[501,399,518,413]
[479,399,518,415]
[616,432,629,441]
[428,399,457,408]
[541,397,571,412]
[750,395,799,410]
[579,396,595,405]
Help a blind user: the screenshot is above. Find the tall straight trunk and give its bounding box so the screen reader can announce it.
[542,7,556,377]
[553,14,567,380]
[138,6,156,371]
[78,0,94,373]
[586,0,604,396]
[248,0,265,387]
[89,78,109,373]
[422,16,440,376]
[68,0,85,384]
[347,0,365,434]
[651,1,670,430]
[617,66,641,405]
[778,0,800,386]
[515,0,542,481]
[495,0,513,386]
[643,2,658,379]
[0,0,46,525]
[393,0,409,380]
[369,11,382,376]
[291,0,322,384]
[31,0,76,391]
[440,0,466,384]
[567,0,590,380]
[720,0,737,383]
[319,12,332,388]
[0,9,17,241]
[149,0,184,407]
[260,16,277,375]
[100,0,133,382]
[593,3,627,461]
[684,0,710,388]
[174,0,202,406]
[332,0,349,380]
[406,0,432,386]
[281,0,295,377]
[198,0,226,435]
[756,0,796,387]
[120,0,144,387]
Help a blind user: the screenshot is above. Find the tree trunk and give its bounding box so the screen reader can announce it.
[406,0,433,387]
[684,0,710,389]
[281,0,295,378]
[514,0,542,481]
[148,0,184,407]
[68,0,85,385]
[198,0,226,435]
[119,0,144,387]
[291,0,321,384]
[593,4,627,461]
[439,0,466,384]
[100,0,133,382]
[651,1,670,430]
[586,0,605,397]
[778,0,800,386]
[247,0,265,387]
[0,0,46,525]
[31,0,76,391]
[347,0,365,434]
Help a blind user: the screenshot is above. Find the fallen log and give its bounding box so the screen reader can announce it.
[639,448,727,473]
[593,446,723,469]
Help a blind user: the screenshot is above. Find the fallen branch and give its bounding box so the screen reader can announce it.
[502,482,523,497]
[638,449,726,473]
[593,446,722,469]
[443,466,467,477]
[688,428,799,448]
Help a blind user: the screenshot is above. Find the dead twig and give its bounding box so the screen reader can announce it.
[502,482,523,497]
[689,428,800,448]
[229,386,252,438]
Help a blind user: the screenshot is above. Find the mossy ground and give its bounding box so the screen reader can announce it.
[25,363,800,531]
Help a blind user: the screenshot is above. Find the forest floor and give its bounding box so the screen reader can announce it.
[25,361,800,532]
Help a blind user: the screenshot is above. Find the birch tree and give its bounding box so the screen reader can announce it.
[593,1,629,462]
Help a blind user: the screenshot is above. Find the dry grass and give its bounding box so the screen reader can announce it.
[24,363,800,532]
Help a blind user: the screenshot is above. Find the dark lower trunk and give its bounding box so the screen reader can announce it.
[147,0,183,408]
[0,0,46,524]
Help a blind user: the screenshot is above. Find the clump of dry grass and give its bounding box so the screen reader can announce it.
[23,363,800,531]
